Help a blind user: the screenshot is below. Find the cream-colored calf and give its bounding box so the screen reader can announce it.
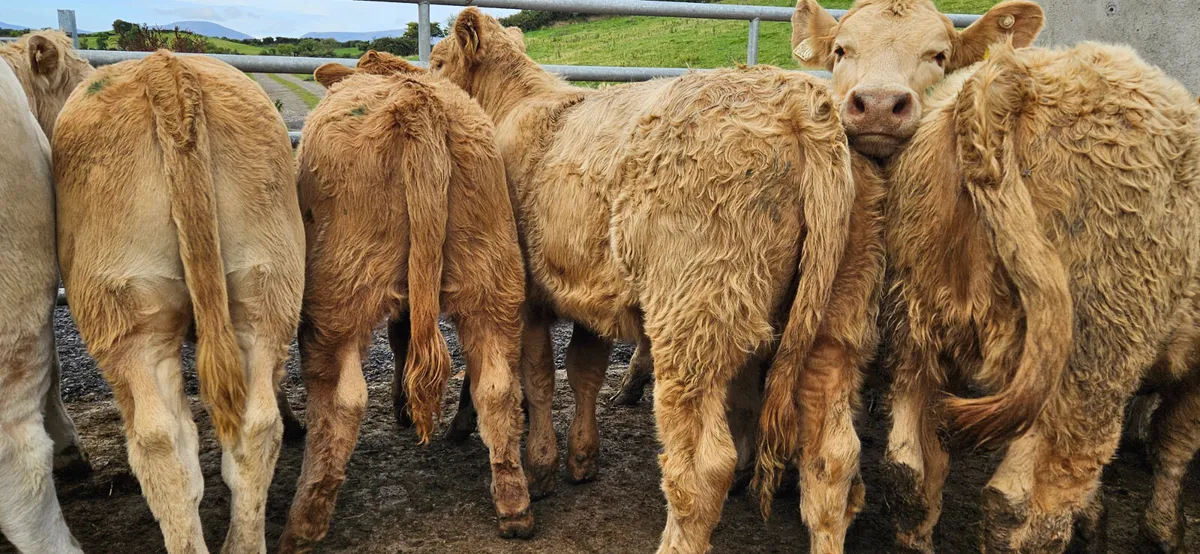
[0,60,82,554]
[53,50,304,553]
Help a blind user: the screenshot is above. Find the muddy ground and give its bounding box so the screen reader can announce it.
[2,307,1196,553]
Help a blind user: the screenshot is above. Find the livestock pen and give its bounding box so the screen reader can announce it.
[8,1,1199,553]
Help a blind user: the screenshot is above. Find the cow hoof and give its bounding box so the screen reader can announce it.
[525,464,558,500]
[393,404,414,430]
[610,386,644,406]
[444,412,476,444]
[566,452,598,484]
[498,509,535,539]
[53,445,93,482]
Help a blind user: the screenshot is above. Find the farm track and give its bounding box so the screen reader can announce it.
[251,73,310,130]
[0,308,1196,553]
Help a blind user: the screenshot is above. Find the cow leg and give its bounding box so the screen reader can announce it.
[1142,377,1200,553]
[221,269,295,554]
[611,333,653,406]
[520,307,559,499]
[104,323,209,554]
[277,386,305,443]
[388,315,413,430]
[455,312,534,538]
[796,336,864,554]
[445,373,478,443]
[982,417,1121,554]
[278,326,368,554]
[727,359,764,496]
[565,323,612,483]
[44,348,92,480]
[882,363,948,554]
[654,356,740,554]
[0,323,82,554]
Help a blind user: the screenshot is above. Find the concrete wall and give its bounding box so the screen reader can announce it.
[1035,0,1200,94]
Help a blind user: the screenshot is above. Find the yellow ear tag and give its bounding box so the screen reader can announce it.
[999,14,1016,29]
[983,47,990,60]
[793,38,816,62]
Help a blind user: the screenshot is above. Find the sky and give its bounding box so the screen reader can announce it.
[4,1,517,38]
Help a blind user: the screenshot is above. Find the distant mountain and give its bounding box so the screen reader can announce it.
[0,21,29,30]
[301,30,407,41]
[157,21,252,40]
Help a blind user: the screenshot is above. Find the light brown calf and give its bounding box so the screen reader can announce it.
[277,52,532,552]
[432,10,883,553]
[882,42,1200,554]
[54,51,304,553]
[0,31,92,553]
[0,30,94,481]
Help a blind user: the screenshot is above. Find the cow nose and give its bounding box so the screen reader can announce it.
[845,89,914,122]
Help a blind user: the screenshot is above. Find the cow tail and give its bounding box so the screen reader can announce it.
[143,50,246,446]
[390,81,453,444]
[754,82,855,516]
[947,42,1072,446]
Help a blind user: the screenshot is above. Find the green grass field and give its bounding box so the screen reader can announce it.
[268,73,321,108]
[79,33,265,54]
[522,0,1001,70]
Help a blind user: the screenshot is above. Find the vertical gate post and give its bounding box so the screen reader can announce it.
[747,18,760,65]
[418,0,431,62]
[58,9,79,49]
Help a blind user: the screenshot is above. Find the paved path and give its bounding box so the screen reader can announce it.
[251,73,308,131]
[279,73,328,100]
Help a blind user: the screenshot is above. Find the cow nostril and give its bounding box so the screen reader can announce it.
[892,95,910,116]
[852,94,866,115]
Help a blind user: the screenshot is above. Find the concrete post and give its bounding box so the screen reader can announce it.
[1035,0,1200,94]
[418,0,431,62]
[57,9,79,49]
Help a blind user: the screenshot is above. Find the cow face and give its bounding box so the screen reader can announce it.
[4,30,94,138]
[429,7,526,93]
[791,0,1042,158]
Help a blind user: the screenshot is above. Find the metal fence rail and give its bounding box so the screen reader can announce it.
[366,0,981,65]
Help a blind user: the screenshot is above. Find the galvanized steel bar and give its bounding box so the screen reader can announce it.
[418,0,432,62]
[747,18,760,66]
[57,9,79,48]
[363,0,981,27]
[80,50,830,82]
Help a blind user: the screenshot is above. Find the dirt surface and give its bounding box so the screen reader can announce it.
[2,308,1197,553]
[279,73,328,99]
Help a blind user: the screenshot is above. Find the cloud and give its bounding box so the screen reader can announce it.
[154,5,259,22]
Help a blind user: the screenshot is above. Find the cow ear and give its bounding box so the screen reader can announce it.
[28,34,60,76]
[505,26,526,53]
[950,0,1043,72]
[454,7,483,57]
[791,0,838,70]
[314,63,355,89]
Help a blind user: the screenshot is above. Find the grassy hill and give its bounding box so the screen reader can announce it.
[522,0,1001,70]
[79,33,267,54]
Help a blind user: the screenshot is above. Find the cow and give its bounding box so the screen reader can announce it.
[52,50,305,553]
[276,51,533,552]
[1,30,95,482]
[430,9,885,553]
[794,1,1200,552]
[0,31,93,554]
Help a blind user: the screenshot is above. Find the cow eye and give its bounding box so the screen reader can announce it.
[834,46,846,59]
[934,51,947,67]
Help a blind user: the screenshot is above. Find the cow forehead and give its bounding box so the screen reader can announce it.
[838,3,950,49]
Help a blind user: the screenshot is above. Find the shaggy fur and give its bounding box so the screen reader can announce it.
[53,51,304,553]
[882,42,1200,553]
[0,30,93,138]
[0,56,83,554]
[790,0,1043,158]
[277,52,531,552]
[431,9,881,553]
